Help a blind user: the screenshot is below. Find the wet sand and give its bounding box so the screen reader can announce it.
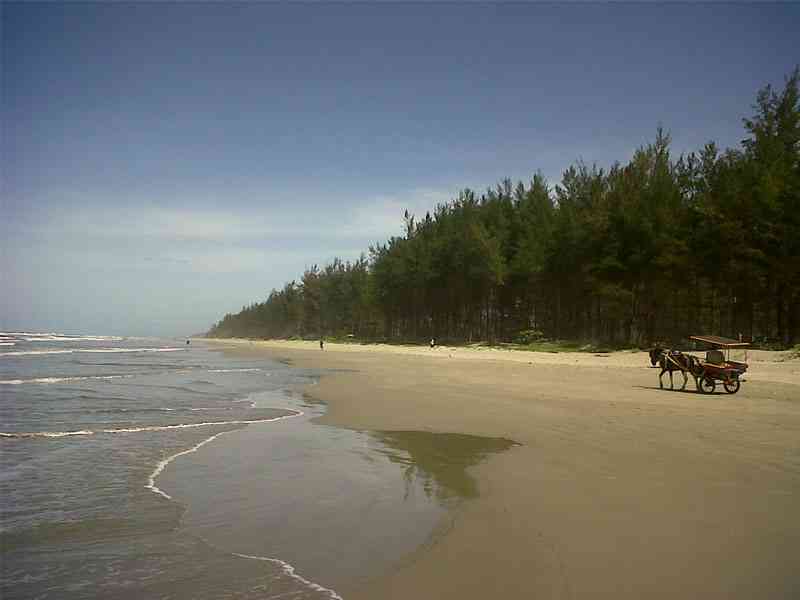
[157,396,515,595]
[208,339,800,599]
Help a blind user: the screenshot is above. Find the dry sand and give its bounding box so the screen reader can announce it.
[207,339,800,599]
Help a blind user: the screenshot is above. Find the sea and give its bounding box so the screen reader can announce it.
[0,332,516,599]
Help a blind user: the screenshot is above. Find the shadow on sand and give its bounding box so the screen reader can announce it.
[632,384,717,395]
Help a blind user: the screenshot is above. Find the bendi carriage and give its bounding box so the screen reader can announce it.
[652,335,749,394]
[689,335,749,394]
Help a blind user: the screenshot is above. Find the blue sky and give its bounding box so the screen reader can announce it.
[2,3,798,336]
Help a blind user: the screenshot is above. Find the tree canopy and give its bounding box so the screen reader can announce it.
[209,69,800,347]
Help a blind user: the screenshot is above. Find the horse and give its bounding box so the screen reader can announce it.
[649,347,699,391]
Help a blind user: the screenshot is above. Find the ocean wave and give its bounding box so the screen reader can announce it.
[139,410,338,599]
[1,412,302,440]
[1,331,124,341]
[91,406,175,414]
[145,411,303,500]
[233,553,343,600]
[0,375,135,385]
[0,331,61,337]
[0,347,183,357]
[133,383,216,396]
[0,430,96,438]
[93,406,239,414]
[23,335,125,342]
[0,350,74,357]
[0,342,15,346]
[73,360,202,369]
[208,368,263,373]
[81,347,183,353]
[145,432,229,501]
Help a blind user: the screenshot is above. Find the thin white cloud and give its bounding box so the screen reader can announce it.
[340,188,454,239]
[26,187,460,243]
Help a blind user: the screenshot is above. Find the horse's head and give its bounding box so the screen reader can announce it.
[649,347,664,366]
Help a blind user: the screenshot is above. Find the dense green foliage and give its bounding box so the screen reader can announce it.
[209,71,800,347]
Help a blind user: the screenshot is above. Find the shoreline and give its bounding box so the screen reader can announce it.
[153,369,472,599]
[201,337,800,383]
[206,338,800,599]
[146,401,349,599]
[146,409,304,500]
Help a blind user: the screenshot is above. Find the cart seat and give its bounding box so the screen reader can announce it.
[706,349,725,365]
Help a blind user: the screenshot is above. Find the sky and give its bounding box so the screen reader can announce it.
[2,2,798,337]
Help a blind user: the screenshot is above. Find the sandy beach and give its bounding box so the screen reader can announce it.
[207,339,800,599]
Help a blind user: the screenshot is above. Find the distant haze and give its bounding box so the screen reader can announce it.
[2,3,797,336]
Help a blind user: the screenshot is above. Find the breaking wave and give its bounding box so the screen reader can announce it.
[233,553,343,600]
[24,335,125,342]
[0,412,302,439]
[0,332,124,342]
[0,350,74,357]
[0,331,61,337]
[0,375,135,385]
[139,407,341,600]
[1,348,183,357]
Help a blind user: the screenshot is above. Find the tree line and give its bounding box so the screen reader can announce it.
[208,70,800,347]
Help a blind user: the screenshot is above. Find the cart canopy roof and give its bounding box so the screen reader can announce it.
[690,335,750,348]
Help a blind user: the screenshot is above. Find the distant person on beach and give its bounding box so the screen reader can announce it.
[320,337,324,350]
[429,338,435,349]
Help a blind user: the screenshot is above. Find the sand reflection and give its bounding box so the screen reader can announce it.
[371,431,519,503]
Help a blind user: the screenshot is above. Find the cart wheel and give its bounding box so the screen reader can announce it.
[699,377,716,394]
[723,379,741,394]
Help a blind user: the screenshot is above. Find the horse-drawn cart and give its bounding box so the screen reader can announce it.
[689,335,749,394]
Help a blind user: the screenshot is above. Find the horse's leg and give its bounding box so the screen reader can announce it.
[686,355,700,390]
[659,368,664,388]
[681,369,688,390]
[669,369,674,390]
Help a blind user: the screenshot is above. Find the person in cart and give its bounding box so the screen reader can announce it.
[689,335,749,394]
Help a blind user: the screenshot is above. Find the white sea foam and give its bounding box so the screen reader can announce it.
[0,375,134,385]
[24,335,125,342]
[81,347,183,353]
[0,332,61,337]
[1,430,96,438]
[113,416,302,435]
[231,398,258,407]
[0,347,182,357]
[145,431,230,500]
[0,342,15,346]
[138,407,226,412]
[0,349,73,356]
[232,553,343,600]
[141,409,338,599]
[1,412,303,440]
[208,368,263,373]
[144,410,303,500]
[1,331,123,340]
